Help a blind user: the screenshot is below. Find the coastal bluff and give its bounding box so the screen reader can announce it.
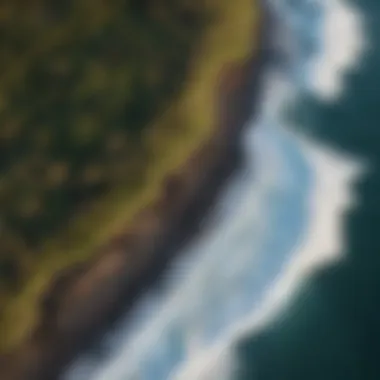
[0,1,272,379]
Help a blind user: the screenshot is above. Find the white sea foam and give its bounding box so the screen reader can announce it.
[170,86,364,380]
[170,0,367,378]
[308,0,366,100]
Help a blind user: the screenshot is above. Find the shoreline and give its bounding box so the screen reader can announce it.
[0,3,272,380]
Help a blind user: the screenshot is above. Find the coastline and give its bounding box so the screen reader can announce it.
[63,1,369,380]
[0,2,272,380]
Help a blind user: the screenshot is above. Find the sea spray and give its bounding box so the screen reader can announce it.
[307,0,367,100]
[172,0,367,378]
[171,105,362,380]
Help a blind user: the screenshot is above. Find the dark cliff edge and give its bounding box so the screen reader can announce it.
[0,3,274,380]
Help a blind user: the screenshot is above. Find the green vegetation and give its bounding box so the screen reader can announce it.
[0,0,206,291]
[0,0,259,351]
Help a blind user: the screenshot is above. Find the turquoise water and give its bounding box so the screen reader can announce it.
[65,0,375,379]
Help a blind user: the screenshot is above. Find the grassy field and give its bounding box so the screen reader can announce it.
[0,0,260,352]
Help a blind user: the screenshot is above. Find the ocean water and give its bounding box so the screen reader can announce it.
[65,0,376,379]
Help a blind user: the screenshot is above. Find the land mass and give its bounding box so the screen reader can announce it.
[0,0,271,378]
